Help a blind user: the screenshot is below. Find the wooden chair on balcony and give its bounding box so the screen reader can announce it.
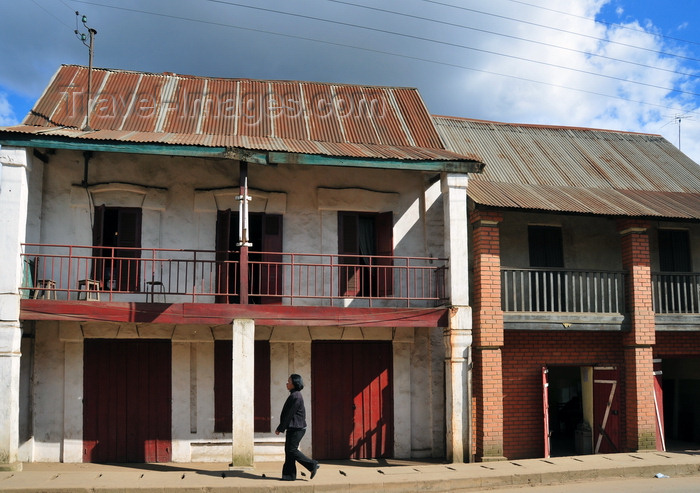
[33,279,57,300]
[77,279,101,301]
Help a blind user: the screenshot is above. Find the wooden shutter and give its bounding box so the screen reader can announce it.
[91,205,106,282]
[528,226,563,268]
[375,211,393,297]
[116,208,142,291]
[659,229,691,272]
[215,210,232,303]
[338,212,360,296]
[260,214,283,304]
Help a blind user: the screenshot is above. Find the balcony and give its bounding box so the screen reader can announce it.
[501,268,627,330]
[501,268,700,330]
[20,244,448,309]
[502,268,626,314]
[652,272,700,314]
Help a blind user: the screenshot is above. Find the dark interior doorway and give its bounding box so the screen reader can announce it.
[547,366,584,457]
[662,358,700,450]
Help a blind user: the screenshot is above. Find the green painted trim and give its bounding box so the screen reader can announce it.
[0,134,484,172]
[268,151,483,173]
[0,136,228,158]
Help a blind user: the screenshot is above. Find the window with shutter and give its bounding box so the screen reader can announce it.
[528,225,563,311]
[215,210,283,304]
[338,211,393,298]
[92,206,142,291]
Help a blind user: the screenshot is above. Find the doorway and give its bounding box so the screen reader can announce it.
[83,339,172,463]
[311,341,394,459]
[545,366,584,457]
[662,358,700,450]
[543,365,620,457]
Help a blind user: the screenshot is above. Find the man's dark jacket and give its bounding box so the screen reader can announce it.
[276,389,307,433]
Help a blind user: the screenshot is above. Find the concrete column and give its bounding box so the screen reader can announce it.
[443,308,472,463]
[441,173,473,463]
[392,327,413,459]
[617,219,657,451]
[231,319,255,469]
[0,147,29,471]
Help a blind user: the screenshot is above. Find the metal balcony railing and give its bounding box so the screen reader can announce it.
[20,244,448,308]
[501,268,626,313]
[652,272,700,314]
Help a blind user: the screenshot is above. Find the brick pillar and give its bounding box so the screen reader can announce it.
[470,210,506,461]
[617,219,656,452]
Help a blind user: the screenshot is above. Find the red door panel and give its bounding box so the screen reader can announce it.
[542,367,550,458]
[84,339,171,463]
[593,367,620,454]
[312,341,393,460]
[653,359,665,451]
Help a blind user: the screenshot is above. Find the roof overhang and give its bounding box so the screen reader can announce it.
[0,133,484,173]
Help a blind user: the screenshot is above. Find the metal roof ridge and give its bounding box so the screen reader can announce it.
[433,114,663,138]
[61,64,421,90]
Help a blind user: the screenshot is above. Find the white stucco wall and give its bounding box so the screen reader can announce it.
[21,149,447,463]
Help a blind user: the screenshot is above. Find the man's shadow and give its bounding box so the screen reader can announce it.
[106,462,271,480]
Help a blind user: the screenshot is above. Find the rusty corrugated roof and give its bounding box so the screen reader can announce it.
[1,65,480,164]
[434,116,700,219]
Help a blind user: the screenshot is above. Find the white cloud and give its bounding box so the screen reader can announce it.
[0,93,19,126]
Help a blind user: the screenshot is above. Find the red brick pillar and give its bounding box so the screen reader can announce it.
[617,219,657,451]
[470,210,506,461]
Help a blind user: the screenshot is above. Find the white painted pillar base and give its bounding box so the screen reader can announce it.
[0,323,22,470]
[0,147,29,471]
[393,327,413,459]
[231,319,255,469]
[444,308,472,463]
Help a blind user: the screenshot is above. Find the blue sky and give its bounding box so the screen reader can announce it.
[2,0,700,162]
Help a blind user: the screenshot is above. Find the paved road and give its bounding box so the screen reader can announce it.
[489,476,700,493]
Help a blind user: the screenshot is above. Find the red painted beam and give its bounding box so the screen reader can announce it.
[20,300,448,327]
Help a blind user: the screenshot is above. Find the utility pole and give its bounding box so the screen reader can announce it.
[75,12,97,131]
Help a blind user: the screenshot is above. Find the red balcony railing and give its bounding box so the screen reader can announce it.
[20,244,448,308]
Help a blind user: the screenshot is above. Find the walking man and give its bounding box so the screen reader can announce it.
[275,374,320,481]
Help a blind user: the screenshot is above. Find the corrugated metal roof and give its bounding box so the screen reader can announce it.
[434,116,700,219]
[1,65,480,164]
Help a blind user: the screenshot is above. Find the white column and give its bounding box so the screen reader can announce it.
[0,147,29,471]
[441,173,473,463]
[392,327,413,459]
[231,319,255,469]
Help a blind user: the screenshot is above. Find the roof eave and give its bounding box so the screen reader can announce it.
[0,134,484,172]
[267,151,484,173]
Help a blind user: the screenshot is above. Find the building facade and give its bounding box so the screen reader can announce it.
[436,116,700,461]
[0,65,482,469]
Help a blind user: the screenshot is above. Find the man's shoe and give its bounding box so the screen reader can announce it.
[281,475,295,481]
[310,462,320,480]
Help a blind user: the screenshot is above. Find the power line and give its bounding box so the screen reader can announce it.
[505,0,700,48]
[420,0,700,63]
[67,0,700,118]
[109,0,700,100]
[327,0,700,81]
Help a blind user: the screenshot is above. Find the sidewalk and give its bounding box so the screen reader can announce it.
[1,451,699,492]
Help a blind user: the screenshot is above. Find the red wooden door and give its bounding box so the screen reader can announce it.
[312,341,394,459]
[542,366,551,458]
[83,339,171,463]
[653,359,665,451]
[593,367,620,454]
